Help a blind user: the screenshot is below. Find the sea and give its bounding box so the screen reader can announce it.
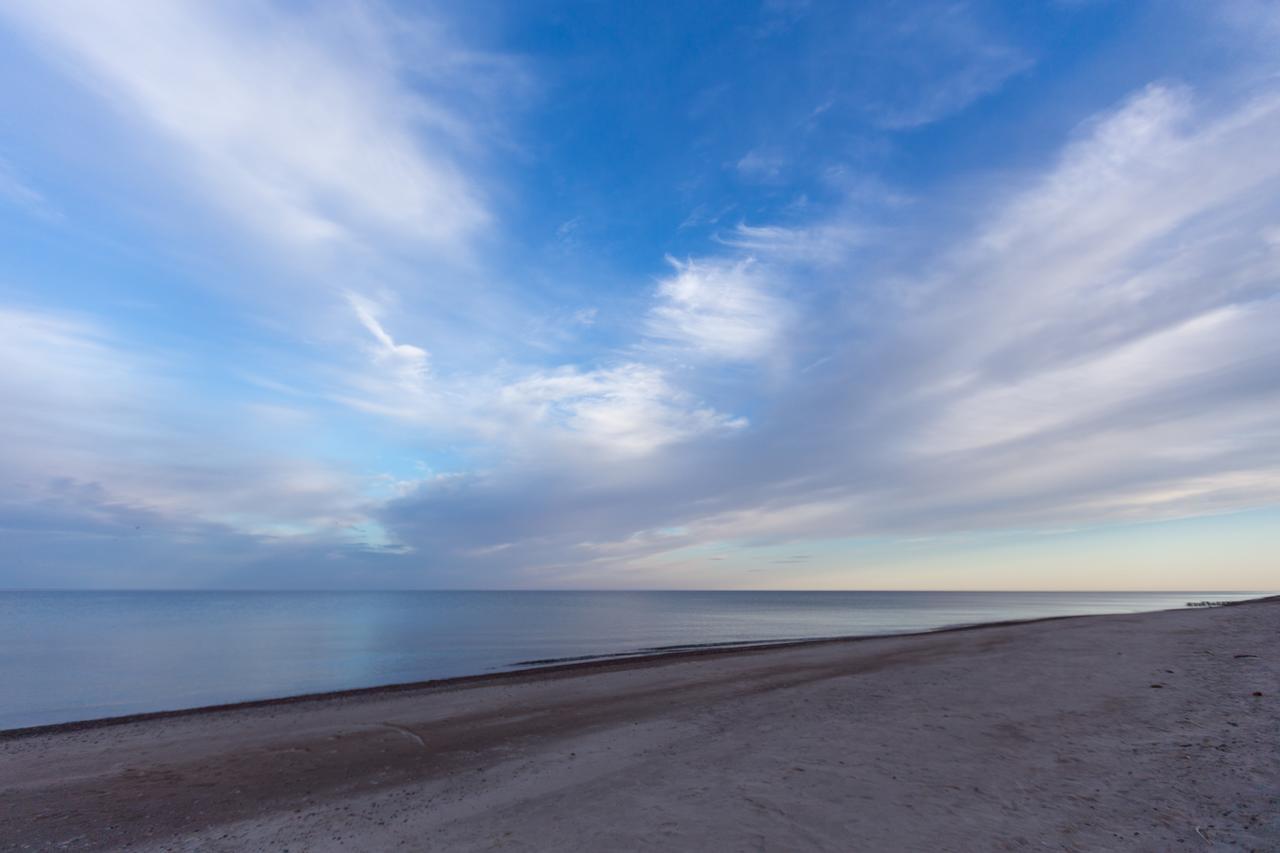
[0,590,1261,730]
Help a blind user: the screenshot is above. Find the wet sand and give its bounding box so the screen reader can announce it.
[1,597,1276,851]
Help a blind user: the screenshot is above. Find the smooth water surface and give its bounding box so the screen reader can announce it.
[0,590,1260,729]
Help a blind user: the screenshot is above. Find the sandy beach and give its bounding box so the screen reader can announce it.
[2,598,1276,852]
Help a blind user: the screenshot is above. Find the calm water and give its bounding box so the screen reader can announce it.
[0,590,1260,730]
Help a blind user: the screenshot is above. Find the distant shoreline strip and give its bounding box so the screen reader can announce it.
[3,595,1275,741]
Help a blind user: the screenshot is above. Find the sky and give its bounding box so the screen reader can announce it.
[0,0,1277,591]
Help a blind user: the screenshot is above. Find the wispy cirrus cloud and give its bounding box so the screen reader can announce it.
[337,304,746,461]
[0,307,376,544]
[801,0,1033,131]
[494,363,745,457]
[372,73,1280,585]
[717,221,869,266]
[2,1,1278,590]
[646,256,791,362]
[1,0,494,254]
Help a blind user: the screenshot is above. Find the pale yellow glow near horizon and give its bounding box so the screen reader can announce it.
[584,511,1280,592]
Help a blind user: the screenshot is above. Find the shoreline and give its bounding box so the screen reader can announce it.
[3,594,1276,850]
[3,593,1274,741]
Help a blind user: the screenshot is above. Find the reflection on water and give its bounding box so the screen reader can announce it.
[0,590,1260,729]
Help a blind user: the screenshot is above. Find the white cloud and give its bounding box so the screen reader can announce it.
[1,0,490,252]
[0,307,375,541]
[914,303,1280,456]
[870,83,1280,527]
[333,293,744,458]
[497,363,745,456]
[718,221,866,265]
[735,149,786,183]
[347,294,431,385]
[647,256,790,361]
[913,82,1280,409]
[373,74,1280,582]
[4,3,1279,589]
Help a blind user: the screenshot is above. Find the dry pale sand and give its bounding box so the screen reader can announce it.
[1,598,1277,852]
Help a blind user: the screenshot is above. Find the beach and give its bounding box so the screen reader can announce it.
[2,598,1275,852]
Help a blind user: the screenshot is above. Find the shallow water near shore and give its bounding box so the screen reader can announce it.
[0,590,1260,729]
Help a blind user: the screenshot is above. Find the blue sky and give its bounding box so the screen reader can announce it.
[1,0,1277,590]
